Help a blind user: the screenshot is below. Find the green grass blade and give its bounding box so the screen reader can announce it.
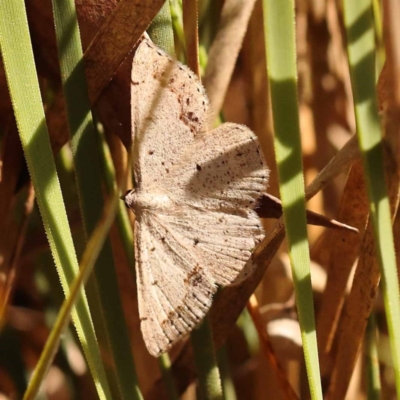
[50,0,143,398]
[23,185,121,400]
[148,0,176,57]
[236,308,260,356]
[366,315,381,400]
[343,0,400,394]
[191,318,224,400]
[262,1,323,398]
[217,345,237,400]
[0,1,110,398]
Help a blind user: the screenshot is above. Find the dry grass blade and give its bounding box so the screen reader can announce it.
[256,193,358,232]
[317,160,369,375]
[203,0,257,125]
[324,56,400,397]
[378,39,400,205]
[305,134,360,201]
[382,0,400,108]
[0,124,24,231]
[183,0,200,78]
[0,184,35,322]
[326,220,380,400]
[247,294,299,400]
[46,94,69,153]
[0,123,26,321]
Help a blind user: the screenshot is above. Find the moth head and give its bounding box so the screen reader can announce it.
[121,189,135,209]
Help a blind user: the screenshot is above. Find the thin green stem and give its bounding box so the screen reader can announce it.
[262,0,323,398]
[191,318,224,400]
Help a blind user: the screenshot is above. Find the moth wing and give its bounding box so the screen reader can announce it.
[163,123,269,210]
[131,38,209,189]
[157,206,264,286]
[134,213,216,356]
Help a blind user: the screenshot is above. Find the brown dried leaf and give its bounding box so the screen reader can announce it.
[316,160,369,377]
[326,60,400,398]
[326,220,381,400]
[84,0,166,103]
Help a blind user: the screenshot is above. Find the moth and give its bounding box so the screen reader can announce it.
[123,37,269,356]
